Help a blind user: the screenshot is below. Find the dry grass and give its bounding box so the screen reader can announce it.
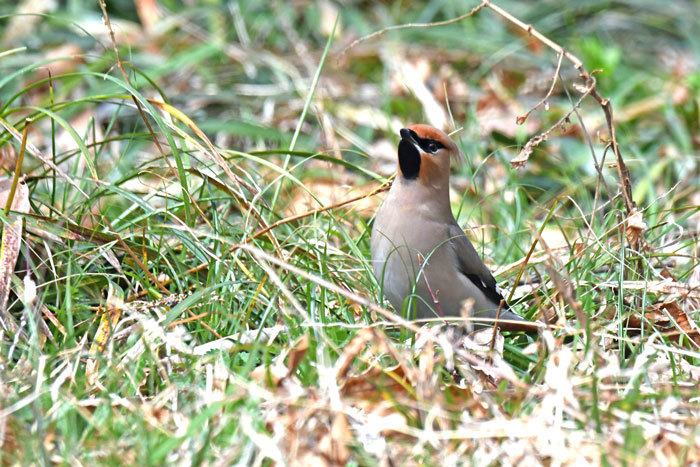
[0,0,699,464]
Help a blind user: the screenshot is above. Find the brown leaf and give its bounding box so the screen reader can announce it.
[511,134,546,169]
[625,208,647,247]
[0,144,16,173]
[628,304,671,330]
[657,300,700,347]
[0,179,30,333]
[287,334,310,374]
[341,363,408,401]
[251,334,309,388]
[335,328,376,381]
[318,413,351,465]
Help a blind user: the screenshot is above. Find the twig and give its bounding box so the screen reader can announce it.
[510,67,594,169]
[417,254,445,317]
[482,1,636,214]
[560,73,614,228]
[516,50,565,125]
[483,1,583,69]
[337,0,637,218]
[338,1,487,58]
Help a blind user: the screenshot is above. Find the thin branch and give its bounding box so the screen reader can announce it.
[483,0,636,214]
[510,78,593,169]
[517,50,565,125]
[339,1,487,58]
[483,1,583,69]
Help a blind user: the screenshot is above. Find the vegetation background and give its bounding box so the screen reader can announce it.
[0,0,698,464]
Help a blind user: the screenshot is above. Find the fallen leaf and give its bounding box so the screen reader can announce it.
[318,413,351,465]
[657,300,700,347]
[287,334,310,374]
[0,178,30,334]
[251,334,309,388]
[341,363,408,401]
[625,208,647,247]
[511,134,546,169]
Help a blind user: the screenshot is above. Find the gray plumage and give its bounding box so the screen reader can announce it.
[371,124,537,332]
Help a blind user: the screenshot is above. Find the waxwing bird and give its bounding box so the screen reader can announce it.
[371,124,538,332]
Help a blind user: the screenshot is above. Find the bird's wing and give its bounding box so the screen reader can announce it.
[446,222,509,308]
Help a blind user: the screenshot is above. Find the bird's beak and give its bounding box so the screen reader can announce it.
[399,128,417,145]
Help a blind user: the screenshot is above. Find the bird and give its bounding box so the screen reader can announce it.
[371,124,538,332]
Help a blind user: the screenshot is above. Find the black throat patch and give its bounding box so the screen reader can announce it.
[398,139,420,179]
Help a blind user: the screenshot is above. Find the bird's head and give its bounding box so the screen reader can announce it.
[397,124,463,187]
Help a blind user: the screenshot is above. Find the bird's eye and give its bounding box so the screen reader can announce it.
[427,142,439,152]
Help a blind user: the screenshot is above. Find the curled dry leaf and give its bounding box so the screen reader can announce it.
[510,134,547,169]
[465,327,504,357]
[286,334,310,374]
[318,413,351,465]
[625,208,647,247]
[335,327,378,381]
[456,328,524,389]
[0,178,30,334]
[627,304,671,330]
[653,300,700,348]
[340,363,408,402]
[251,334,309,388]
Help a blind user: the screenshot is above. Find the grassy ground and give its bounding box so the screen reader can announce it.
[1,0,699,464]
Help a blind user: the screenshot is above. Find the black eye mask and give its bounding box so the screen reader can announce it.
[398,128,448,179]
[407,129,445,154]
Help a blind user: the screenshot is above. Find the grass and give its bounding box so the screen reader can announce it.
[1,0,699,464]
